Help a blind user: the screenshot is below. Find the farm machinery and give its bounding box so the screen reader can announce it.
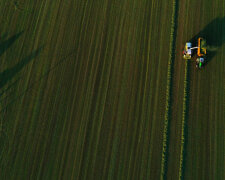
[183,38,207,68]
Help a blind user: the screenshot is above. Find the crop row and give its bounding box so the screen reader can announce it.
[160,0,177,179]
[178,60,189,180]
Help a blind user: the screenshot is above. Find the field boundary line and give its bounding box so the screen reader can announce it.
[160,0,179,179]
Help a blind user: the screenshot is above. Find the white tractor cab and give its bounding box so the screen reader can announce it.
[183,42,193,60]
[183,38,207,69]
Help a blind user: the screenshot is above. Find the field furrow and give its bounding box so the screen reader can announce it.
[0,0,224,179]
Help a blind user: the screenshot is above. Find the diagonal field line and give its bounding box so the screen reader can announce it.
[0,49,77,113]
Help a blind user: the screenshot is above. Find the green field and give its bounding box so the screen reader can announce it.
[0,0,224,179]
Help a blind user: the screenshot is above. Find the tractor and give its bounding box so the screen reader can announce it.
[183,38,207,68]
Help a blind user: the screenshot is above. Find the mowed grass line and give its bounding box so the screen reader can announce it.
[100,10,128,178]
[160,0,178,179]
[35,0,96,177]
[126,0,158,177]
[29,1,78,176]
[50,0,123,179]
[49,1,89,178]
[35,5,78,178]
[22,1,68,178]
[127,1,154,179]
[134,0,166,178]
[75,4,117,180]
[146,0,173,178]
[60,5,96,180]
[178,60,189,180]
[56,1,101,179]
[35,0,101,177]
[81,3,126,180]
[66,3,109,180]
[125,0,151,177]
[96,2,148,179]
[177,1,192,178]
[106,0,172,178]
[137,0,159,178]
[117,1,146,179]
[70,7,110,180]
[98,3,134,180]
[164,0,190,178]
[103,2,147,179]
[126,1,161,178]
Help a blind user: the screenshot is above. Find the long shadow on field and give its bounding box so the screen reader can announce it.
[0,31,24,155]
[0,32,44,159]
[0,31,24,93]
[0,32,44,92]
[188,17,225,66]
[0,31,23,57]
[0,46,44,89]
[0,49,77,113]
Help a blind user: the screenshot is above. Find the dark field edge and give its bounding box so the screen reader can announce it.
[160,0,180,179]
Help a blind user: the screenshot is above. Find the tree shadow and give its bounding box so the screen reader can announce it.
[0,32,44,155]
[0,49,77,113]
[0,31,24,94]
[0,46,44,89]
[188,17,225,66]
[0,31,23,57]
[0,31,44,93]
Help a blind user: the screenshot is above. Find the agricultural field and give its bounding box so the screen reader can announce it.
[0,0,224,180]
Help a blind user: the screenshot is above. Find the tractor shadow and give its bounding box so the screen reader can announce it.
[188,17,225,66]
